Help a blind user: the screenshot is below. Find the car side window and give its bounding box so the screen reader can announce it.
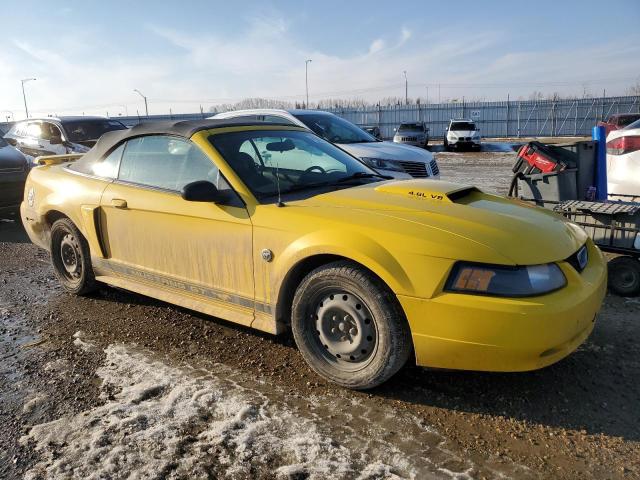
[118,135,227,192]
[93,144,125,178]
[41,122,61,141]
[26,122,43,139]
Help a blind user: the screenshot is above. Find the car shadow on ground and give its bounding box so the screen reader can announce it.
[0,219,29,243]
[374,313,639,442]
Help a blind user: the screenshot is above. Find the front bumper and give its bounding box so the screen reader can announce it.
[393,137,428,147]
[378,169,413,180]
[449,139,481,149]
[0,178,27,211]
[399,241,606,372]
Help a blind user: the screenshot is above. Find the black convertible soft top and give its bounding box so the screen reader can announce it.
[71,118,299,173]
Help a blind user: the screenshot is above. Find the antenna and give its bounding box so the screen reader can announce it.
[275,145,284,207]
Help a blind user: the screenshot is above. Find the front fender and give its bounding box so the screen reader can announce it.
[274,229,415,297]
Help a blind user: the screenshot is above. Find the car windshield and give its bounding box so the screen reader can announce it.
[293,113,377,144]
[450,122,476,131]
[209,129,382,200]
[619,115,640,128]
[398,123,423,132]
[63,119,127,142]
[624,118,640,130]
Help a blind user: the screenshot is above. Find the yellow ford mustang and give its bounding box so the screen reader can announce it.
[21,119,606,389]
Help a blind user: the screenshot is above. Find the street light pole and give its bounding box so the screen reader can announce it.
[133,89,149,117]
[21,78,36,118]
[403,71,408,105]
[305,59,312,108]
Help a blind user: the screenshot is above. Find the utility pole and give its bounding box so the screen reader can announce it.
[403,71,408,105]
[133,89,149,117]
[438,83,441,104]
[305,59,312,108]
[21,78,36,118]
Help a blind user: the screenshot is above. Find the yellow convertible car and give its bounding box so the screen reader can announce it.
[21,119,606,389]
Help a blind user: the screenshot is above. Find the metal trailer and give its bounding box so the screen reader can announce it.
[513,194,640,296]
[508,138,640,296]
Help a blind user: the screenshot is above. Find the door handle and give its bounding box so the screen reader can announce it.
[111,198,128,209]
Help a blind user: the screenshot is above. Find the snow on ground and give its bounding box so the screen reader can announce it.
[21,346,436,479]
[20,343,506,480]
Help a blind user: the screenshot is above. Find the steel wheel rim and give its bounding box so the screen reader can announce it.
[308,289,378,371]
[59,233,82,281]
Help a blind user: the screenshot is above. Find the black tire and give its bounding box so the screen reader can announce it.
[608,256,640,297]
[291,260,412,390]
[50,218,98,295]
[443,137,449,151]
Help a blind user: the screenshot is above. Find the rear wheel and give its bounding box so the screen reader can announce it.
[50,218,97,295]
[608,256,640,297]
[291,261,412,390]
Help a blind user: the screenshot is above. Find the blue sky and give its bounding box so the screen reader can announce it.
[1,0,639,119]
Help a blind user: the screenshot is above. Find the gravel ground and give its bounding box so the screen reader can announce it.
[1,150,639,479]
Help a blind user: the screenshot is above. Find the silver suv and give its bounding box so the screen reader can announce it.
[393,122,429,148]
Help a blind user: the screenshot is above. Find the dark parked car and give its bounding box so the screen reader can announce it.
[0,136,30,216]
[4,116,127,158]
[361,125,382,140]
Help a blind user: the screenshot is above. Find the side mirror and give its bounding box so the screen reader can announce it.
[50,135,62,145]
[181,181,222,203]
[393,127,397,132]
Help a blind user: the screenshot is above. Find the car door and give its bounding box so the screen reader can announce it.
[39,122,67,155]
[99,135,256,321]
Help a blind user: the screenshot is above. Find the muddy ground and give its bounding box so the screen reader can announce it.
[1,150,639,479]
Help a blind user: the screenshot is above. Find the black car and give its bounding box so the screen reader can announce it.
[0,136,30,216]
[4,116,127,158]
[360,125,382,140]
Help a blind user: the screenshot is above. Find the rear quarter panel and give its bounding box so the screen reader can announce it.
[21,164,110,252]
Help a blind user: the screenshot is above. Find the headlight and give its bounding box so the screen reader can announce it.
[450,134,458,140]
[360,157,404,172]
[445,262,566,297]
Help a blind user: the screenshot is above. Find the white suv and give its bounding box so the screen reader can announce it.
[211,109,439,180]
[444,119,481,151]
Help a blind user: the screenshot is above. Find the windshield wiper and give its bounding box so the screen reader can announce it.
[332,172,393,183]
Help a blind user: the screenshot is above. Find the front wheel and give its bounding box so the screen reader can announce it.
[608,256,640,297]
[50,218,98,295]
[291,261,412,389]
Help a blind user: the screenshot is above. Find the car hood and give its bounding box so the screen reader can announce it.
[449,130,477,136]
[395,131,425,136]
[290,180,586,265]
[0,145,28,169]
[338,141,433,162]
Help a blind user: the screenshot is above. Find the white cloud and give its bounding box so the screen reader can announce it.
[0,14,638,120]
[369,39,385,54]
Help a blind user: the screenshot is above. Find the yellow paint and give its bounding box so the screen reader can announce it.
[20,124,607,372]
